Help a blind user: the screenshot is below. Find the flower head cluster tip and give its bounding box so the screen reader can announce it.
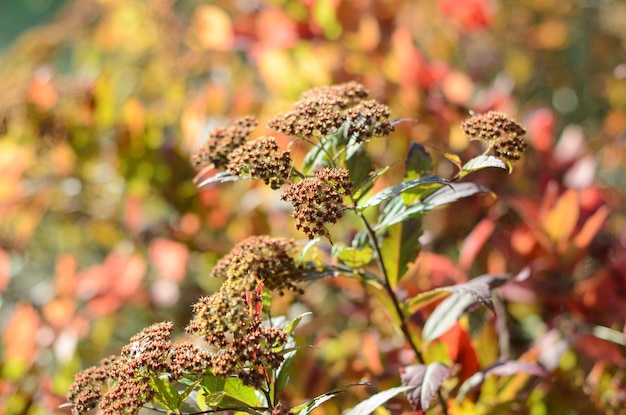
[461,111,527,161]
[187,285,288,388]
[281,168,353,239]
[212,235,304,294]
[268,81,394,143]
[66,322,214,415]
[227,136,293,189]
[191,116,258,169]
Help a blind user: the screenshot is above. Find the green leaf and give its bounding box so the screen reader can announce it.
[297,237,322,266]
[351,163,396,203]
[357,175,449,210]
[284,312,313,336]
[457,155,507,179]
[342,386,415,415]
[375,182,489,230]
[333,245,374,268]
[405,142,433,178]
[302,123,349,174]
[405,274,508,315]
[275,350,297,393]
[422,292,477,342]
[345,145,373,193]
[398,217,422,283]
[403,290,452,315]
[293,383,369,415]
[196,171,242,188]
[150,375,181,412]
[379,217,421,288]
[462,154,507,173]
[201,372,226,393]
[223,377,260,408]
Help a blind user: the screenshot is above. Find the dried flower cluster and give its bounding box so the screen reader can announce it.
[227,136,293,189]
[66,322,213,415]
[191,116,258,169]
[212,235,304,294]
[461,111,527,161]
[268,81,394,142]
[187,285,288,388]
[281,168,353,239]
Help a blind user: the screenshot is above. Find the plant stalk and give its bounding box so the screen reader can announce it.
[358,211,449,415]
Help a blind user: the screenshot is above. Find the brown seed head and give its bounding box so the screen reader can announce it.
[281,168,353,239]
[191,116,258,169]
[227,136,293,189]
[268,82,394,141]
[461,111,527,161]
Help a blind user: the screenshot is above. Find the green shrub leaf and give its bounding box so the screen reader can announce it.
[342,386,414,415]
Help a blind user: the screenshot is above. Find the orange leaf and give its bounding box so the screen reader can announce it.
[192,5,234,51]
[361,330,384,376]
[0,248,9,292]
[459,217,496,271]
[43,297,76,328]
[3,302,41,365]
[439,322,479,382]
[542,189,579,242]
[149,238,189,282]
[574,205,610,250]
[55,254,77,297]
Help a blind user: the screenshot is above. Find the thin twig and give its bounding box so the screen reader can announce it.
[357,211,449,415]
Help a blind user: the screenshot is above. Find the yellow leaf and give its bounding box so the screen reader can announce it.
[542,189,579,242]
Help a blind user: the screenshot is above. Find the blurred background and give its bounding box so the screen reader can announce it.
[0,0,624,414]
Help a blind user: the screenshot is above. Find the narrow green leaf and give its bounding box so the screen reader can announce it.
[196,171,242,188]
[422,293,477,341]
[403,291,452,315]
[351,163,396,203]
[342,386,414,415]
[302,122,350,174]
[397,217,422,283]
[275,351,297,393]
[375,183,489,230]
[284,312,313,336]
[461,155,507,174]
[294,383,370,415]
[357,175,449,210]
[345,146,373,193]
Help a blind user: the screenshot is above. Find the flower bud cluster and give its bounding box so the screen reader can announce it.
[66,323,212,415]
[268,81,394,142]
[461,111,527,161]
[281,168,353,239]
[191,116,258,169]
[187,285,288,388]
[227,136,293,189]
[212,235,304,294]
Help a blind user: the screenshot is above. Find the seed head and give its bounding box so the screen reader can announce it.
[227,136,293,189]
[268,82,393,141]
[281,168,353,239]
[191,116,258,169]
[461,111,527,161]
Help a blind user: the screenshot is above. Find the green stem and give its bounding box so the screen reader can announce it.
[357,211,449,415]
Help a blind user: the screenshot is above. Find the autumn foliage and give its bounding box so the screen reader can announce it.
[0,1,625,414]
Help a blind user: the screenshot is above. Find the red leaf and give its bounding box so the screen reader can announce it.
[439,323,479,382]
